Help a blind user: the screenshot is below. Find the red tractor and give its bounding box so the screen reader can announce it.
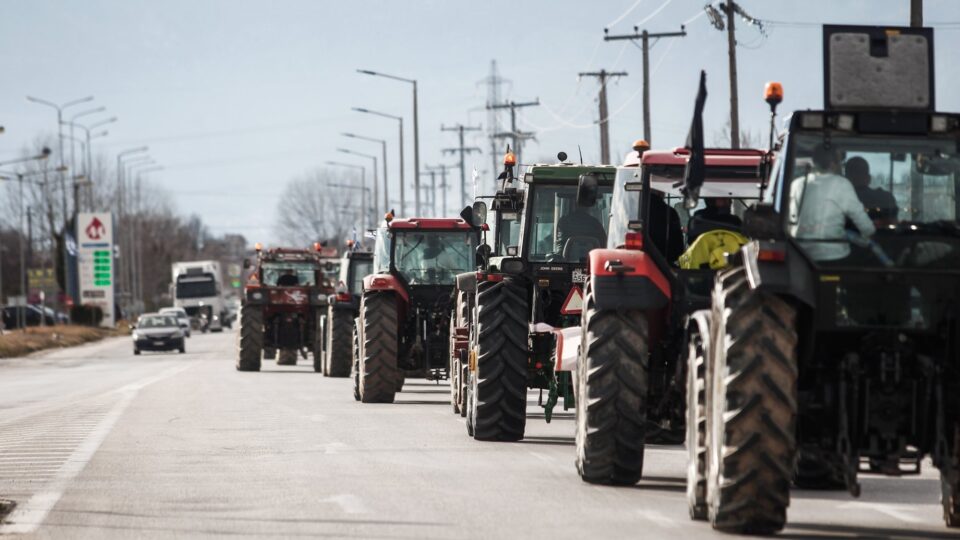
[236,243,335,371]
[576,143,767,485]
[353,211,481,403]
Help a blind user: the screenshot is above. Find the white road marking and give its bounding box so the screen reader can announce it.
[319,494,369,514]
[837,501,924,524]
[0,363,192,535]
[321,442,351,455]
[635,509,678,529]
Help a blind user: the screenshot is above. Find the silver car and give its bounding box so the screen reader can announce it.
[159,307,191,338]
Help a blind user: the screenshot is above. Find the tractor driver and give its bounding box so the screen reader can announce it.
[844,157,898,226]
[789,145,875,263]
[277,269,299,287]
[554,204,607,258]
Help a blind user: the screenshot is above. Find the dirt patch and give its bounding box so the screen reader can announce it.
[0,325,125,358]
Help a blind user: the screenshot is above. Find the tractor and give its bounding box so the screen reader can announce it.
[318,245,373,375]
[461,151,616,441]
[687,25,960,533]
[353,211,481,403]
[236,243,332,371]
[575,143,766,485]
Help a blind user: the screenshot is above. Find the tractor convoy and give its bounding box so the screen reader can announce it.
[234,24,960,534]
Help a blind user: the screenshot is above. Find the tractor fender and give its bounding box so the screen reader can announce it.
[741,240,815,308]
[588,248,671,311]
[362,273,410,305]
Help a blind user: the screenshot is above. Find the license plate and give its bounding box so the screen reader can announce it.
[153,340,165,346]
[571,269,587,283]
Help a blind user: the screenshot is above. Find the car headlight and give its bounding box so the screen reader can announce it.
[213,315,219,321]
[132,332,139,340]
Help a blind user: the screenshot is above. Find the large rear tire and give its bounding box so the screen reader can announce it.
[327,306,353,377]
[575,287,648,485]
[686,315,710,520]
[706,267,798,534]
[358,292,399,403]
[941,424,960,527]
[236,305,263,372]
[469,278,528,442]
[352,319,362,402]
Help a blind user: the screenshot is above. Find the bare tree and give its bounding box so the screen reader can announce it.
[274,168,363,247]
[713,119,764,149]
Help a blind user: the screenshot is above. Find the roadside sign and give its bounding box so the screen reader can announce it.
[77,213,115,327]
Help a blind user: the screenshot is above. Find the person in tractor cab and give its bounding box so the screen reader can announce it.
[789,144,876,263]
[277,269,299,286]
[647,189,685,264]
[844,156,899,226]
[687,197,743,244]
[554,203,607,258]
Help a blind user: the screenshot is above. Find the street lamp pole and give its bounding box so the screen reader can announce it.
[353,107,404,215]
[336,148,378,225]
[342,133,388,218]
[356,70,420,215]
[26,95,94,226]
[326,161,369,232]
[132,165,162,309]
[116,147,149,308]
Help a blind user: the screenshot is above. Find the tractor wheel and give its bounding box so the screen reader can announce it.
[940,424,960,527]
[277,349,297,366]
[707,267,798,535]
[236,305,263,372]
[575,286,648,485]
[450,309,460,414]
[469,278,528,442]
[686,317,709,520]
[326,307,353,378]
[358,292,399,403]
[459,350,469,418]
[395,376,405,393]
[352,319,361,402]
[794,450,846,490]
[263,348,276,360]
[314,311,326,374]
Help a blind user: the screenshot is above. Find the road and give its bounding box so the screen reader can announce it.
[0,330,956,539]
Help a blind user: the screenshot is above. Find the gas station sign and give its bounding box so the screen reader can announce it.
[77,213,115,327]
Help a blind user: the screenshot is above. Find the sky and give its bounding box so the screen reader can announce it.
[2,0,959,244]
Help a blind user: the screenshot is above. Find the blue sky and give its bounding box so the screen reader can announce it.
[2,0,958,243]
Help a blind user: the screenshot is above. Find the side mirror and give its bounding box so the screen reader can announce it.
[459,205,476,227]
[577,172,599,207]
[243,258,252,270]
[475,244,491,267]
[472,201,488,227]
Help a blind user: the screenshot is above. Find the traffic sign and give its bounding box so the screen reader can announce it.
[560,286,584,315]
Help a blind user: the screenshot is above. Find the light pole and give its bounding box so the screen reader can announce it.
[65,116,117,209]
[64,107,105,202]
[337,148,378,222]
[132,165,162,309]
[357,70,420,214]
[26,95,94,225]
[116,147,149,307]
[353,107,405,215]
[326,161,369,232]
[342,132,388,216]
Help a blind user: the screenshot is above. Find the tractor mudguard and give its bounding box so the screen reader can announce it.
[588,248,671,311]
[363,273,409,304]
[741,240,816,308]
[455,271,477,295]
[244,286,266,305]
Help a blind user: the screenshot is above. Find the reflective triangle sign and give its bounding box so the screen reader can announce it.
[560,286,584,315]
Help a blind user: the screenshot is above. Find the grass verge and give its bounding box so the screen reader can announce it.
[0,325,125,359]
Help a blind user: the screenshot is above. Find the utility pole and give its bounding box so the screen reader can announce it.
[911,0,923,26]
[478,61,510,193]
[488,99,539,167]
[723,2,740,149]
[425,164,453,216]
[419,170,437,216]
[441,124,482,209]
[603,27,686,144]
[577,70,628,164]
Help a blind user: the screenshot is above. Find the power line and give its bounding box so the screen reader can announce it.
[577,70,628,163]
[487,99,540,167]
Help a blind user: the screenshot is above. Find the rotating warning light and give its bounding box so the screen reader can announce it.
[503,152,516,166]
[764,82,784,107]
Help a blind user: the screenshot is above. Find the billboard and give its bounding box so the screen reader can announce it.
[77,213,115,327]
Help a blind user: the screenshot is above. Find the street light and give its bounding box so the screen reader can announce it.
[27,95,95,224]
[337,148,378,221]
[0,147,52,168]
[356,69,421,215]
[129,164,162,310]
[326,160,370,232]
[353,107,405,215]
[342,133,389,216]
[116,147,148,307]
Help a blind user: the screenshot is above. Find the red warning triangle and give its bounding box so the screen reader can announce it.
[560,286,584,315]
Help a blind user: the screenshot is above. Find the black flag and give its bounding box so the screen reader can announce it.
[682,70,707,206]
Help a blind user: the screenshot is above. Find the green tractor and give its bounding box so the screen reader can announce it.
[688,25,960,533]
[458,151,615,441]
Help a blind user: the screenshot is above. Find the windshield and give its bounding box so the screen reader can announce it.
[393,230,476,285]
[138,315,177,328]
[350,259,373,294]
[262,262,317,286]
[175,275,217,298]
[785,132,960,265]
[526,183,613,262]
[159,308,186,318]
[319,258,340,287]
[373,227,391,274]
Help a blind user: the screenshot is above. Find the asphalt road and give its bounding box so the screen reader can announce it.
[0,330,957,539]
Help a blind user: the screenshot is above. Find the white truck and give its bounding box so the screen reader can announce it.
[171,260,225,333]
